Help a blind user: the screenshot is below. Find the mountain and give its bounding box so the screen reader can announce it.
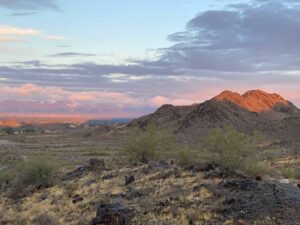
[214,90,298,120]
[130,90,300,139]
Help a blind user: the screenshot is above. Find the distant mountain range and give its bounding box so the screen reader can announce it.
[130,90,300,142]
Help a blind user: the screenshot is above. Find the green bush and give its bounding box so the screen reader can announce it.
[0,171,11,188]
[16,158,57,188]
[8,157,58,198]
[124,125,177,163]
[201,126,267,176]
[172,148,199,167]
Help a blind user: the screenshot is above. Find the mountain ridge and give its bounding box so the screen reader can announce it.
[130,90,300,139]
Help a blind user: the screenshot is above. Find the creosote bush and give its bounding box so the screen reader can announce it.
[125,125,178,163]
[201,126,268,176]
[4,157,59,198]
[173,148,199,167]
[16,157,57,188]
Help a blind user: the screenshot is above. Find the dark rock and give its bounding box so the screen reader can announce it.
[72,194,84,204]
[297,184,300,188]
[84,179,97,186]
[236,219,246,225]
[255,176,262,181]
[87,158,105,171]
[124,187,143,200]
[39,193,48,201]
[103,173,116,180]
[125,175,135,185]
[184,163,217,173]
[92,203,130,225]
[63,166,87,181]
[219,179,300,223]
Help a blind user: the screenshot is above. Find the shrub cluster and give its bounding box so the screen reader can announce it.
[124,125,177,163]
[201,125,267,176]
[0,157,58,198]
[124,124,268,176]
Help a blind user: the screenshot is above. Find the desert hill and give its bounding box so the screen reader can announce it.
[214,90,299,120]
[130,90,300,140]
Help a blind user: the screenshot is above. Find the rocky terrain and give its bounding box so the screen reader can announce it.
[1,159,300,225]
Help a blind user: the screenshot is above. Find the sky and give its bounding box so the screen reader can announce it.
[0,0,300,118]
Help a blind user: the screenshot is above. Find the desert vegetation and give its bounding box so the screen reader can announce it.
[124,125,178,163]
[201,126,268,176]
[0,157,59,199]
[0,122,299,225]
[124,125,269,177]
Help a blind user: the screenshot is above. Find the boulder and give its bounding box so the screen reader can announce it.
[92,203,130,225]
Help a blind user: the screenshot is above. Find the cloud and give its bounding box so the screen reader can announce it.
[7,11,38,16]
[0,0,300,116]
[0,0,59,11]
[0,83,65,97]
[49,52,97,57]
[0,24,65,42]
[0,25,39,35]
[149,95,196,107]
[158,0,300,72]
[0,36,26,42]
[17,60,44,67]
[43,35,66,41]
[0,83,139,105]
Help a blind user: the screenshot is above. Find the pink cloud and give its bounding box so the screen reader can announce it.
[1,83,41,96]
[0,84,140,106]
[69,91,139,105]
[149,95,197,107]
[0,25,40,36]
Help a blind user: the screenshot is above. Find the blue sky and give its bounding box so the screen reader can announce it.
[0,0,222,63]
[0,0,299,117]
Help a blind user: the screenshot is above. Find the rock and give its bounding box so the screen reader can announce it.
[84,179,97,186]
[39,193,48,201]
[103,173,116,180]
[125,175,135,185]
[297,184,300,188]
[255,176,262,181]
[72,194,84,204]
[279,179,290,184]
[236,219,246,225]
[87,158,105,171]
[92,203,130,225]
[63,166,87,180]
[124,187,143,200]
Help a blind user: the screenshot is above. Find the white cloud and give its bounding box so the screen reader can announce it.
[0,24,66,43]
[0,25,39,35]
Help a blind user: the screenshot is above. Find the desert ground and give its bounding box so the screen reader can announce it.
[0,120,299,225]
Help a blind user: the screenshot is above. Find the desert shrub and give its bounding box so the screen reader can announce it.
[281,168,300,180]
[172,148,199,167]
[16,158,57,188]
[32,213,58,225]
[201,126,267,176]
[0,171,10,186]
[251,129,267,145]
[8,157,58,198]
[124,125,177,163]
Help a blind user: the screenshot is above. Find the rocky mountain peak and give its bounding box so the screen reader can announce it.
[213,89,292,114]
